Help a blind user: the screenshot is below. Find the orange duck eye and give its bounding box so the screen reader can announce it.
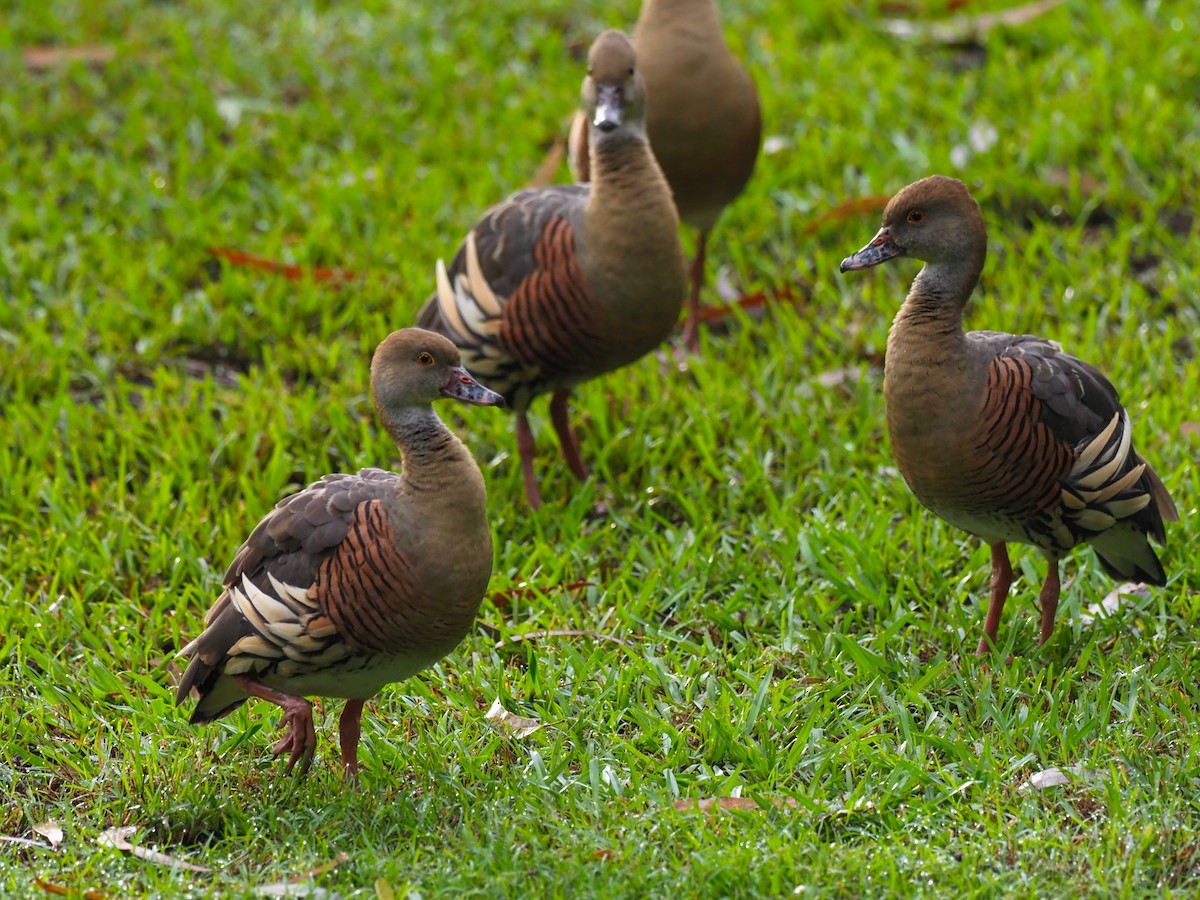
[417,352,434,366]
[907,209,925,224]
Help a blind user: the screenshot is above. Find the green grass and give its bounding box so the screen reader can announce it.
[2,0,1198,895]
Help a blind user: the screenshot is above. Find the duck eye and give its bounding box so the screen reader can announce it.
[627,65,635,75]
[907,209,925,224]
[417,352,434,366]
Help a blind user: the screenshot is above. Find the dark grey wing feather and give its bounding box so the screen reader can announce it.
[970,331,1120,442]
[417,185,589,331]
[971,330,1175,580]
[176,469,400,720]
[416,185,594,404]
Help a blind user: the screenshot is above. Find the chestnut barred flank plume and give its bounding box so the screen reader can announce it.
[423,188,608,411]
[842,175,1177,656]
[568,0,761,352]
[417,29,687,508]
[176,329,500,778]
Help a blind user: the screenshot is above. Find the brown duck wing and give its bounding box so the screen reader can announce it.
[176,469,402,722]
[416,185,602,406]
[972,333,1175,580]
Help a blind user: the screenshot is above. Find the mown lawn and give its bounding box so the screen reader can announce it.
[2,0,1198,896]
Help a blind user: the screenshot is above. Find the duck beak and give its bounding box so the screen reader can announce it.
[840,226,905,271]
[442,367,506,408]
[593,85,622,133]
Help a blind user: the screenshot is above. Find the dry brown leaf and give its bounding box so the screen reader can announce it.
[484,699,544,739]
[673,796,799,813]
[881,0,1066,43]
[695,284,808,324]
[96,826,211,874]
[805,196,891,234]
[1042,167,1108,195]
[494,629,633,651]
[288,854,350,883]
[33,822,64,848]
[208,247,357,286]
[252,854,349,897]
[23,45,115,70]
[34,878,104,899]
[489,580,595,608]
[592,849,617,861]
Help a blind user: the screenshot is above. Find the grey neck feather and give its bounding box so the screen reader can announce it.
[903,248,985,325]
[380,406,456,467]
[379,404,485,505]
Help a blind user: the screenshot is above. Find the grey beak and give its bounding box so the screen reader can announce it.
[593,85,622,132]
[840,226,905,272]
[442,367,506,408]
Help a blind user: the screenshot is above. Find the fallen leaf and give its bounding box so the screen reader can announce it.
[1180,422,1200,440]
[881,0,1066,44]
[289,854,351,882]
[673,796,799,813]
[694,284,808,324]
[494,629,633,651]
[805,196,891,234]
[485,699,544,739]
[208,247,357,286]
[1020,764,1106,791]
[713,264,742,304]
[812,367,865,389]
[1078,582,1149,626]
[375,879,396,900]
[1042,168,1108,195]
[215,96,281,128]
[489,580,595,608]
[33,823,64,848]
[254,884,338,898]
[253,852,351,896]
[762,135,791,156]
[592,849,617,861]
[96,826,211,874]
[23,45,115,70]
[34,878,104,899]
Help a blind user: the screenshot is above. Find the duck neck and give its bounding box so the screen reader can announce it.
[586,127,677,228]
[890,249,983,345]
[381,406,487,508]
[581,128,685,331]
[885,253,985,424]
